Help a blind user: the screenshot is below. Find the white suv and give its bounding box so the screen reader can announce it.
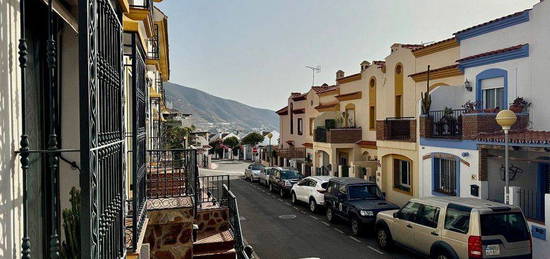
[375,197,532,259]
[290,176,332,212]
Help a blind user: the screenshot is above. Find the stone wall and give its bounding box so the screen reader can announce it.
[145,207,194,259]
[419,115,433,138]
[195,208,229,234]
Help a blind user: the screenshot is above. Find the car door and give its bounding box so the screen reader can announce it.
[294,179,308,201]
[325,182,338,209]
[410,204,442,255]
[335,184,348,217]
[305,179,317,201]
[393,202,422,248]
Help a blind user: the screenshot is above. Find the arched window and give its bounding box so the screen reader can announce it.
[345,103,356,127]
[369,77,377,129]
[290,103,294,134]
[395,64,404,117]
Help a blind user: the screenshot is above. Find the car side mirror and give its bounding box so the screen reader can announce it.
[393,212,401,219]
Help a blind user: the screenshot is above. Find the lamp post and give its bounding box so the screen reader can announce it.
[496,110,517,205]
[267,133,273,166]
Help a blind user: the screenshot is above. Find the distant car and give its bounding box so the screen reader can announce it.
[290,176,333,212]
[258,167,280,186]
[376,197,532,259]
[324,178,399,236]
[244,163,264,182]
[268,168,303,198]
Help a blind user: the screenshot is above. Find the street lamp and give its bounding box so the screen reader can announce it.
[496,109,517,205]
[267,133,273,166]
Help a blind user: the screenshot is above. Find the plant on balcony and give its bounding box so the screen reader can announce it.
[462,100,480,113]
[421,91,431,115]
[61,187,80,259]
[510,97,530,113]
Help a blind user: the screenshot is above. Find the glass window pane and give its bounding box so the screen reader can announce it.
[480,213,530,242]
[496,87,504,109]
[400,202,422,222]
[444,204,471,234]
[418,205,440,228]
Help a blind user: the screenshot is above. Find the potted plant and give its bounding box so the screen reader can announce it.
[510,97,530,113]
[462,100,480,114]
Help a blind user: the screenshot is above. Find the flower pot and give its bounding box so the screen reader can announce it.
[509,104,523,113]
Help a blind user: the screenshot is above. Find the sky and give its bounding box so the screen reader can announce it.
[155,0,540,111]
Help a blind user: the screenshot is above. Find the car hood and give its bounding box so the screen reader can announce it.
[347,200,400,211]
[251,170,261,174]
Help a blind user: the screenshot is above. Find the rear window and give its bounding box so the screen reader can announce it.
[481,213,530,242]
[281,170,300,179]
[250,164,264,170]
[321,182,329,189]
[444,204,471,234]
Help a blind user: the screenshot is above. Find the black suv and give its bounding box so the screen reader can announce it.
[324,178,399,236]
[268,168,303,198]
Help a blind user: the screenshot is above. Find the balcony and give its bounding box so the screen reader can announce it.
[276,147,306,159]
[314,127,362,144]
[377,117,416,142]
[419,109,529,140]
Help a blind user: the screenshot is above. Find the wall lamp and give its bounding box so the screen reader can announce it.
[465,79,472,92]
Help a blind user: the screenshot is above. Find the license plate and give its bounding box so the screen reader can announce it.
[485,244,500,256]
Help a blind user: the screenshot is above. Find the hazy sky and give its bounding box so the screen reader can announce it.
[155,0,539,111]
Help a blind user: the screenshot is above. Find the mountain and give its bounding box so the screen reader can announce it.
[164,82,279,132]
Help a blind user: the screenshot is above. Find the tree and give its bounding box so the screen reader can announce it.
[163,125,194,149]
[223,136,240,159]
[240,132,265,146]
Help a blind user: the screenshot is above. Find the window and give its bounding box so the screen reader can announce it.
[417,205,440,228]
[444,204,471,234]
[297,118,303,135]
[434,158,458,196]
[395,64,404,117]
[399,202,422,222]
[394,158,411,192]
[290,103,294,134]
[348,185,380,200]
[308,180,317,187]
[481,77,504,109]
[395,95,402,117]
[480,213,530,242]
[369,106,375,129]
[345,108,356,127]
[309,118,315,136]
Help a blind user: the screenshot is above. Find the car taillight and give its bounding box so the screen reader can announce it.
[468,236,483,258]
[317,189,326,193]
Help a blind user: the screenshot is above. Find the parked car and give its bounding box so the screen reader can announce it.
[268,168,303,198]
[290,176,332,212]
[375,197,532,259]
[258,167,280,186]
[244,163,264,182]
[324,178,399,236]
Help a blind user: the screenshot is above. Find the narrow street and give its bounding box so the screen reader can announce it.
[202,160,419,259]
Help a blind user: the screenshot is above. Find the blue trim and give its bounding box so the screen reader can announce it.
[475,68,509,109]
[536,163,548,221]
[476,141,550,148]
[420,137,478,150]
[431,155,461,197]
[455,10,530,41]
[532,225,547,241]
[458,44,529,71]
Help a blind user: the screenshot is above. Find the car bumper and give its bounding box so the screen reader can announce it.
[251,175,260,181]
[358,216,376,224]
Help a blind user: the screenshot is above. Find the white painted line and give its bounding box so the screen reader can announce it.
[333,228,344,234]
[321,222,330,227]
[349,236,362,243]
[367,245,384,255]
[298,210,306,214]
[278,199,284,202]
[309,215,319,220]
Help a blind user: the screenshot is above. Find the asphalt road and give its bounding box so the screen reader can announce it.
[231,178,420,259]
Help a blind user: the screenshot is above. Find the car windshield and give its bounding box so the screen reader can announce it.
[481,212,530,242]
[250,164,264,170]
[348,185,379,200]
[281,170,301,179]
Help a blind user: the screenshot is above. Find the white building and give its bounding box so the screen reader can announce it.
[419,2,550,257]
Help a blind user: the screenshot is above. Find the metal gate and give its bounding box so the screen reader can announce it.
[79,1,125,257]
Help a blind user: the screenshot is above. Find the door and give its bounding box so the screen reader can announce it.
[335,184,349,217]
[411,204,442,255]
[79,1,126,257]
[393,202,422,248]
[295,179,308,201]
[325,182,338,210]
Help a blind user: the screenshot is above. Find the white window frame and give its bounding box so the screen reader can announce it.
[481,77,504,109]
[399,160,411,188]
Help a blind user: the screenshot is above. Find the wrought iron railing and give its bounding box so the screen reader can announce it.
[429,109,464,138]
[222,184,252,259]
[197,175,230,209]
[516,189,545,221]
[147,24,160,60]
[385,117,415,140]
[130,0,153,10]
[146,149,198,199]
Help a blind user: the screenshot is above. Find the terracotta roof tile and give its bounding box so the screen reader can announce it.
[292,93,307,101]
[315,102,339,109]
[291,92,302,97]
[316,86,338,94]
[412,37,456,52]
[409,64,459,77]
[457,44,527,63]
[455,9,531,36]
[275,106,288,115]
[476,130,550,145]
[302,143,313,148]
[356,140,377,148]
[400,44,425,50]
[335,91,361,98]
[292,108,305,114]
[311,85,331,93]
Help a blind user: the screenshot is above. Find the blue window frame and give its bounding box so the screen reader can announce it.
[433,156,460,196]
[475,68,508,110]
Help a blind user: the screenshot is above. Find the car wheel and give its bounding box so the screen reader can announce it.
[376,226,393,250]
[351,217,363,236]
[309,199,317,213]
[432,250,456,259]
[326,207,335,222]
[269,184,273,192]
[291,192,298,204]
[280,188,285,198]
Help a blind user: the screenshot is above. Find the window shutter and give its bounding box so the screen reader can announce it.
[481,77,504,89]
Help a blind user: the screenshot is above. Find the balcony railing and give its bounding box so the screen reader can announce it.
[314,127,362,143]
[147,24,160,60]
[276,147,306,159]
[429,109,464,138]
[384,117,415,141]
[197,175,230,209]
[146,149,198,199]
[314,128,327,142]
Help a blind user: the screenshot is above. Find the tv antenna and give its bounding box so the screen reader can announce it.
[305,65,321,86]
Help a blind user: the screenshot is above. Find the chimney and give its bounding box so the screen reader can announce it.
[360,61,371,72]
[322,83,328,86]
[391,43,401,53]
[336,70,345,80]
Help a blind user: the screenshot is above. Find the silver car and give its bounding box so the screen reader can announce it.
[258,167,280,186]
[244,163,264,182]
[376,197,532,259]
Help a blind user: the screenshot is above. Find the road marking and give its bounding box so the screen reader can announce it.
[321,222,330,227]
[333,228,344,234]
[298,210,306,214]
[278,198,284,202]
[367,245,384,255]
[349,236,362,243]
[293,206,299,210]
[309,215,319,220]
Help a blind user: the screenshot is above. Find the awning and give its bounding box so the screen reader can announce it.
[41,0,79,33]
